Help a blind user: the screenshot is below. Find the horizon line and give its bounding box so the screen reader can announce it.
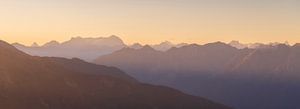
[1,35,296,47]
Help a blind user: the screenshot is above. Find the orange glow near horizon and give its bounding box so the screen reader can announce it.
[0,0,299,45]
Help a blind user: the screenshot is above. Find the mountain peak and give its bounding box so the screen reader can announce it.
[208,41,227,45]
[176,43,189,47]
[276,43,290,48]
[109,35,121,39]
[43,40,60,47]
[205,42,234,48]
[229,40,247,49]
[31,42,39,47]
[130,43,143,49]
[181,43,201,48]
[132,43,143,46]
[160,41,173,45]
[151,41,175,51]
[71,36,82,40]
[293,43,300,48]
[107,35,124,43]
[140,45,156,51]
[12,42,26,47]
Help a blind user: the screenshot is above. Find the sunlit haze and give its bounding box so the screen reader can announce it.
[0,0,299,45]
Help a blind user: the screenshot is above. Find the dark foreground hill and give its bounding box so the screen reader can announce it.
[0,40,230,109]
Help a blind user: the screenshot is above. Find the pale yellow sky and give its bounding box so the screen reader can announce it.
[0,0,299,45]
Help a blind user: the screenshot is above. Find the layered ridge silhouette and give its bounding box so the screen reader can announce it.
[95,42,300,109]
[0,40,230,109]
[13,36,186,62]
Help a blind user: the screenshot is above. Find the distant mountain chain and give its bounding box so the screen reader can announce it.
[0,40,231,109]
[94,41,300,109]
[13,35,288,62]
[11,36,298,109]
[229,40,290,49]
[13,36,188,62]
[13,36,126,61]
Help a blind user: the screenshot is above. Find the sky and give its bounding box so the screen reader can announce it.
[0,0,299,45]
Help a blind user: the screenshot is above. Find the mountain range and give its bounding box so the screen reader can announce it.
[13,36,126,61]
[229,40,290,49]
[12,36,187,62]
[13,36,288,62]
[0,40,231,109]
[10,36,298,109]
[94,42,300,109]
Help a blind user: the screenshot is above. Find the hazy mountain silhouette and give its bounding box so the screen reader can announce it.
[13,36,188,61]
[95,42,300,109]
[129,41,188,51]
[0,40,231,109]
[229,40,290,49]
[151,41,175,51]
[13,35,126,62]
[129,43,143,49]
[43,40,60,47]
[31,42,39,47]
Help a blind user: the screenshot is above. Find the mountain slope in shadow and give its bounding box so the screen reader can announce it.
[0,40,231,109]
[94,42,300,109]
